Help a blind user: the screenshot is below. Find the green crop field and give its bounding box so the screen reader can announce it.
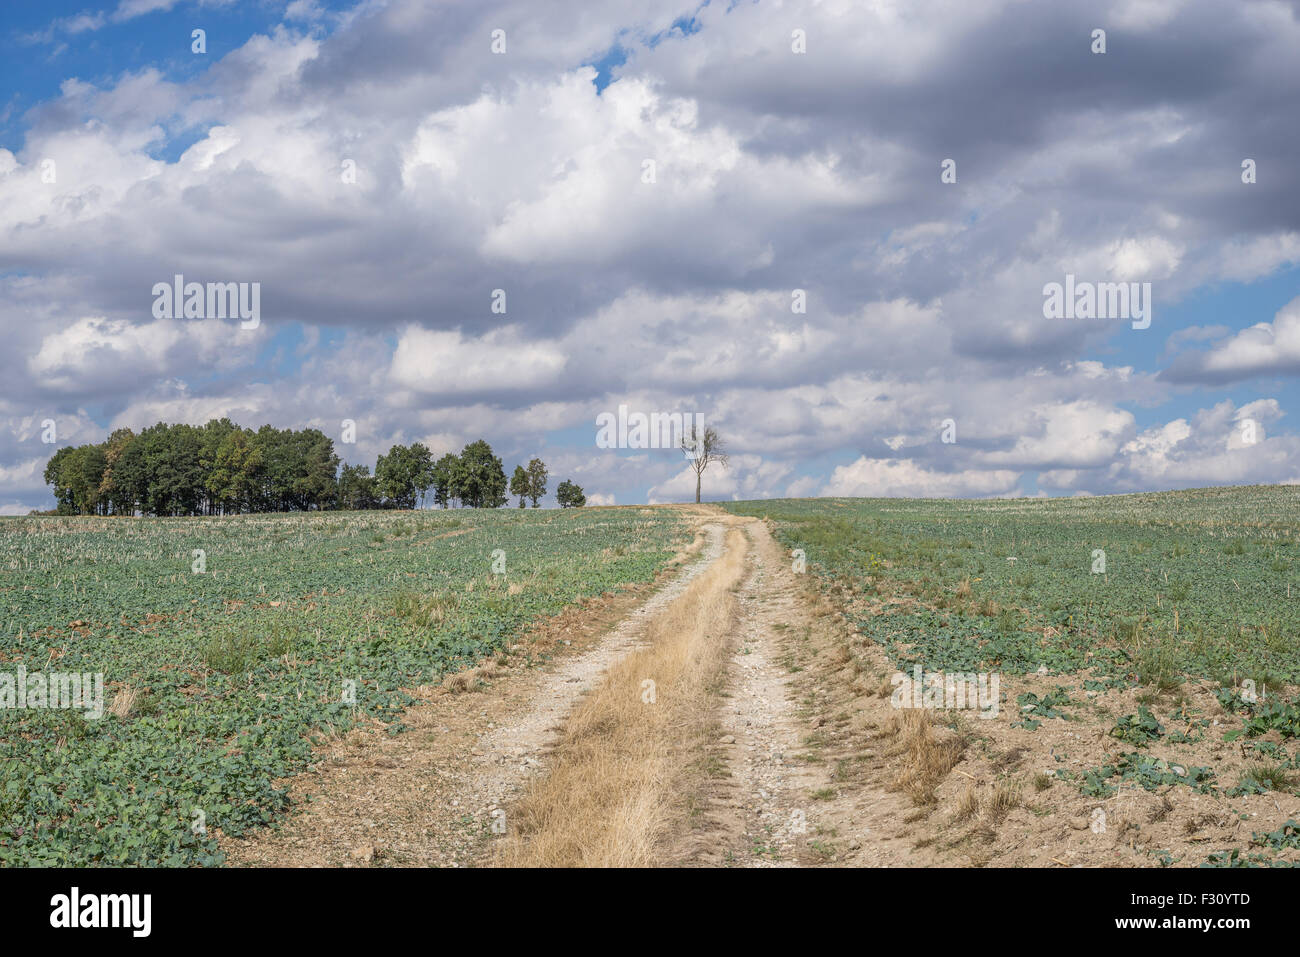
[0,507,687,866]
[725,486,1300,867]
[724,486,1300,685]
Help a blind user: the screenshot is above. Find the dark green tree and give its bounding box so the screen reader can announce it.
[98,428,139,514]
[141,423,204,516]
[375,445,413,509]
[409,442,434,508]
[375,442,432,509]
[556,479,586,508]
[337,463,379,510]
[510,465,529,507]
[207,428,262,513]
[249,426,293,511]
[42,446,77,515]
[58,445,108,515]
[293,428,342,510]
[525,457,548,508]
[108,434,149,515]
[198,418,239,512]
[456,440,508,508]
[431,453,461,508]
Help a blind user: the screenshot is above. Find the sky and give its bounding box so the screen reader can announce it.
[2,0,1300,512]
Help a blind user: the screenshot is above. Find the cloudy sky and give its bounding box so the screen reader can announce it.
[3,0,1300,511]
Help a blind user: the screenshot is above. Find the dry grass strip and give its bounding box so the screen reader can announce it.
[495,526,749,867]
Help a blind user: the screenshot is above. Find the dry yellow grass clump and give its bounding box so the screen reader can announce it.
[886,709,966,806]
[442,654,509,693]
[496,527,748,867]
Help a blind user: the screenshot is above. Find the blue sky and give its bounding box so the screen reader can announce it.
[3,2,291,142]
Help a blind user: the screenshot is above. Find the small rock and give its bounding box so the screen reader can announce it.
[351,844,376,863]
[719,735,736,745]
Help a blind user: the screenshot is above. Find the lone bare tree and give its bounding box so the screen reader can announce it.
[681,425,728,504]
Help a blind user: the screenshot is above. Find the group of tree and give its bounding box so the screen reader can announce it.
[43,420,338,516]
[42,419,586,516]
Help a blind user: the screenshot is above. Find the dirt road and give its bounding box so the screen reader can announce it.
[224,508,907,866]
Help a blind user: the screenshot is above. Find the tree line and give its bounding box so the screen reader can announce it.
[41,418,586,516]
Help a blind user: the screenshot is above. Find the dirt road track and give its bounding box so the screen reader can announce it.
[224,507,920,867]
[674,515,919,866]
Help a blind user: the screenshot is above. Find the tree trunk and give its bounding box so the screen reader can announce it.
[695,469,701,504]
